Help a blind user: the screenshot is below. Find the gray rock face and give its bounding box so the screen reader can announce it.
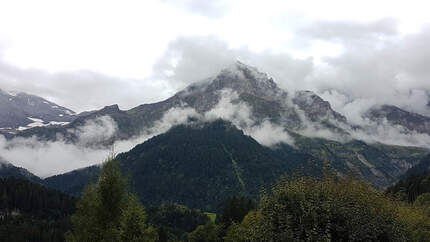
[0,89,76,132]
[128,61,299,131]
[366,104,430,135]
[293,90,347,123]
[170,62,346,129]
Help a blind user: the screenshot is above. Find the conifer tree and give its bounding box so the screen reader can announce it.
[66,156,157,242]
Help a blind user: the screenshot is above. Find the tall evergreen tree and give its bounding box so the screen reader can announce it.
[65,157,157,242]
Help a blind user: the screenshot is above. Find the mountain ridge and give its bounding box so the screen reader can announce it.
[0,89,76,133]
[44,119,429,211]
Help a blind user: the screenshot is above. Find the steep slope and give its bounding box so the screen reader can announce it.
[46,120,321,211]
[0,89,76,133]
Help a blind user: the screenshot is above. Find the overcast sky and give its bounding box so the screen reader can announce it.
[1,0,430,114]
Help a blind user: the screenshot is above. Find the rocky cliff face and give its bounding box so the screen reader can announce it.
[168,61,346,129]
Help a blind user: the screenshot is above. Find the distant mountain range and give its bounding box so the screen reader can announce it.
[1,62,428,145]
[7,62,430,144]
[0,89,76,133]
[1,62,430,210]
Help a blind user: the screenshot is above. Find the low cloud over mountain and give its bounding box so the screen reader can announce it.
[1,62,430,177]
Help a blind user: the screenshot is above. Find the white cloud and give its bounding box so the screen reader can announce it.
[70,115,118,146]
[0,109,201,177]
[0,116,118,177]
[204,89,295,147]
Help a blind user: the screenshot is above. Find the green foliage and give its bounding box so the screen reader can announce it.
[414,193,430,208]
[205,212,216,222]
[0,177,76,219]
[186,196,255,242]
[413,193,430,226]
[387,171,430,203]
[229,175,430,241]
[66,158,157,242]
[215,196,254,229]
[146,203,210,241]
[0,216,71,242]
[0,177,76,242]
[187,222,223,242]
[121,195,157,242]
[396,204,430,241]
[224,211,266,242]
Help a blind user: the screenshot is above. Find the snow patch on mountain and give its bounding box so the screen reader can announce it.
[17,117,70,131]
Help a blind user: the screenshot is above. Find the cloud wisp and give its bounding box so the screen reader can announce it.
[1,84,430,178]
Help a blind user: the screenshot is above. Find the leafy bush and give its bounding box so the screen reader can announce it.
[227,175,430,241]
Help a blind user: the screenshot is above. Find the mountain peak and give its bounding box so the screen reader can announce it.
[205,61,282,100]
[0,89,76,131]
[220,61,274,85]
[99,104,121,113]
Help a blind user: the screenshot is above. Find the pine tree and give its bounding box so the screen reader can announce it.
[66,157,157,242]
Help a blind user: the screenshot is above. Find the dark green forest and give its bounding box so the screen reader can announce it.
[2,121,430,241]
[3,160,430,241]
[0,177,76,242]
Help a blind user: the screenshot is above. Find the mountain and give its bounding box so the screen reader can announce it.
[45,119,428,212]
[0,157,42,184]
[366,104,430,135]
[45,119,321,211]
[11,62,348,144]
[0,89,76,133]
[144,61,347,129]
[6,62,430,195]
[7,63,430,149]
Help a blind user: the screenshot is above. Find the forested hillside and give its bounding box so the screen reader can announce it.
[46,119,321,211]
[0,177,76,242]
